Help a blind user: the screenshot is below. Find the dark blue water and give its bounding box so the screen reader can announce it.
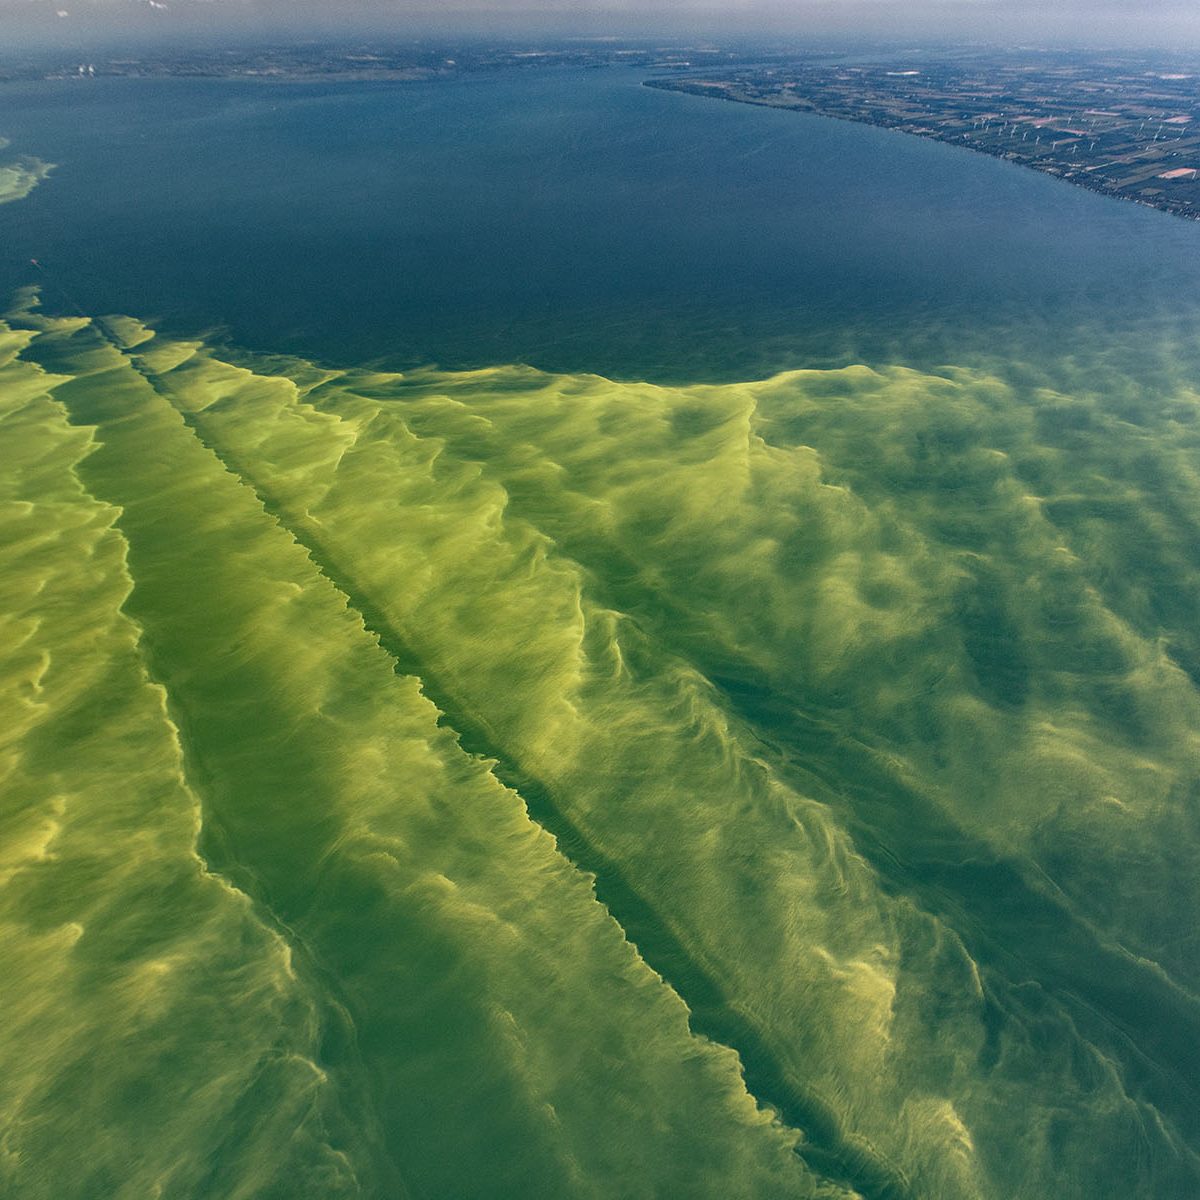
[2,66,1200,379]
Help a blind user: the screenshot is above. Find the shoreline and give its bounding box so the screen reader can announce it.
[644,78,1200,225]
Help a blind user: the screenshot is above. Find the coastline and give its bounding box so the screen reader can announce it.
[644,78,1200,225]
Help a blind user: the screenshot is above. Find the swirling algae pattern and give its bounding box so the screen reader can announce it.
[2,292,1199,1198]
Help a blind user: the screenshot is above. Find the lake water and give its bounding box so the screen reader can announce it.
[2,67,1200,378]
[2,63,1200,1200]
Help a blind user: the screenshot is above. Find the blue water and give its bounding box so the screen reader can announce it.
[2,66,1199,378]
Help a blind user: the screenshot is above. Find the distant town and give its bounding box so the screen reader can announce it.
[5,41,1200,222]
[646,51,1200,222]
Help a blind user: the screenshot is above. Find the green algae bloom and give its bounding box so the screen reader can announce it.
[2,289,1200,1198]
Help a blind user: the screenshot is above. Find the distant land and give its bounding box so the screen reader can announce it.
[0,40,733,83]
[646,51,1200,222]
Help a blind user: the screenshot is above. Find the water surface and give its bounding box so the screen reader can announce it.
[2,62,1200,1200]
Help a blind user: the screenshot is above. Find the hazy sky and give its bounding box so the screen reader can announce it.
[4,0,1200,48]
